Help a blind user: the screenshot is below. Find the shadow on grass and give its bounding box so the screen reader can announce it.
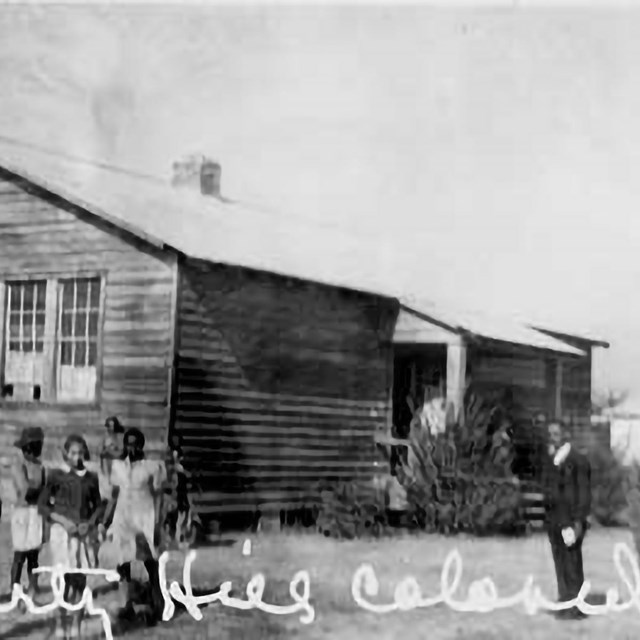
[542,591,611,618]
[2,582,240,639]
[192,538,238,550]
[160,538,238,553]
[584,592,608,606]
[111,583,235,637]
[1,616,55,638]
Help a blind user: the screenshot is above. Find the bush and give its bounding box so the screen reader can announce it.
[589,446,630,527]
[315,481,389,539]
[385,389,525,536]
[625,464,640,556]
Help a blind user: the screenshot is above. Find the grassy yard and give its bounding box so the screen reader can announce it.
[1,521,640,639]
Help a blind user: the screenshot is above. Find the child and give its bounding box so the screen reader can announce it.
[98,428,166,629]
[385,465,409,528]
[162,434,192,549]
[9,426,46,602]
[100,416,124,478]
[39,435,104,639]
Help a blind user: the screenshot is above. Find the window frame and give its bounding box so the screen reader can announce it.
[0,270,106,407]
[5,279,47,355]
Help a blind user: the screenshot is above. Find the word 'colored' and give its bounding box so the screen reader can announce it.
[352,541,640,617]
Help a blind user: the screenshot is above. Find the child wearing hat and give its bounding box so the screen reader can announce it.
[9,426,46,600]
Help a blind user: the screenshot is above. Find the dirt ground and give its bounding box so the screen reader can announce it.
[1,520,640,639]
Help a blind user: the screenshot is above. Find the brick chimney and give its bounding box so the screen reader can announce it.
[171,154,221,197]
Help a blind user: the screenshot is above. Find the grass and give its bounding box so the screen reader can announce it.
[1,521,640,639]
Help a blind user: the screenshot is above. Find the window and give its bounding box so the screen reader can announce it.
[57,277,101,402]
[1,275,102,403]
[3,280,47,400]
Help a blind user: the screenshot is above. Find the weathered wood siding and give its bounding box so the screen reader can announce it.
[539,334,609,453]
[469,344,593,430]
[469,343,578,479]
[561,353,609,451]
[174,260,397,515]
[467,341,602,476]
[468,344,557,421]
[0,171,175,461]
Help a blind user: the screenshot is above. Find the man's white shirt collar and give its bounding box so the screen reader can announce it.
[553,442,571,466]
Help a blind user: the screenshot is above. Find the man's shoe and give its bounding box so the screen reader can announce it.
[555,607,588,621]
[566,609,588,620]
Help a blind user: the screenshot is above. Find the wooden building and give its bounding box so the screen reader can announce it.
[0,140,609,518]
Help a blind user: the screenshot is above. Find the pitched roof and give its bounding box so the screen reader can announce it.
[396,300,588,356]
[0,136,608,356]
[0,136,398,299]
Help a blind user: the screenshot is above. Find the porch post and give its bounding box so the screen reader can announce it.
[554,358,564,420]
[446,341,467,426]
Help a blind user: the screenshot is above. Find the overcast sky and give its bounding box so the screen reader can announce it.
[0,5,636,401]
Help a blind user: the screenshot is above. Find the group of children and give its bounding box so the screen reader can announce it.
[2,417,193,638]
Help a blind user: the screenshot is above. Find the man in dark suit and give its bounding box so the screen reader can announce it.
[541,420,591,620]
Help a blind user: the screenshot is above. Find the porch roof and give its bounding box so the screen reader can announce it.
[394,304,587,356]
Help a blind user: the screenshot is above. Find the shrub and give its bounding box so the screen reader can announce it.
[385,389,525,536]
[589,446,630,527]
[625,463,640,556]
[315,481,389,540]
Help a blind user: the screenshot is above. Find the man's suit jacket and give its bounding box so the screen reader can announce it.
[541,447,591,532]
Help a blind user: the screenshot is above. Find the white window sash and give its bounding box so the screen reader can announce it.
[55,277,101,402]
[57,364,97,402]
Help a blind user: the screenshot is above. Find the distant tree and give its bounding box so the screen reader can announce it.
[592,388,629,416]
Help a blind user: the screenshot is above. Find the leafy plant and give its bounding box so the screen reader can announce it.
[383,388,525,536]
[625,463,640,556]
[592,388,629,416]
[315,481,389,540]
[589,446,630,527]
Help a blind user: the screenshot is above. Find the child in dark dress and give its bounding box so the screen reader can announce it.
[39,435,105,639]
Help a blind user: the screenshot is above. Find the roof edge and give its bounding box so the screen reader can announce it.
[399,303,463,335]
[471,334,586,358]
[0,162,169,252]
[530,326,610,349]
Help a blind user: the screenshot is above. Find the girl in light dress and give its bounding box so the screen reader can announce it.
[385,463,410,528]
[38,435,104,639]
[9,426,46,602]
[99,427,167,626]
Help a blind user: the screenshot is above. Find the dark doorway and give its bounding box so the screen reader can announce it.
[392,345,447,436]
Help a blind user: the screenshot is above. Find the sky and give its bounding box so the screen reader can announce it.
[0,5,637,401]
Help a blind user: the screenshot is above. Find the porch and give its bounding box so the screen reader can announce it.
[387,305,597,481]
